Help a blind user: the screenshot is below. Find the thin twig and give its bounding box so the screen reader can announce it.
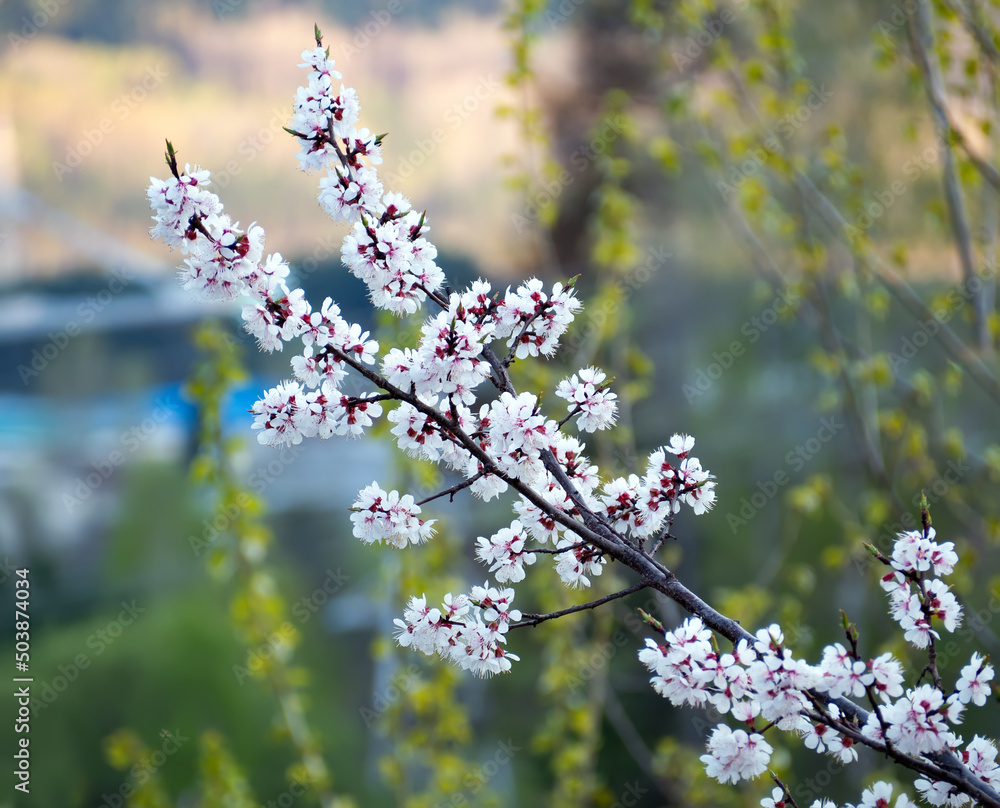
[556,402,583,429]
[414,472,484,507]
[770,774,801,808]
[502,304,550,367]
[512,582,647,628]
[605,689,681,803]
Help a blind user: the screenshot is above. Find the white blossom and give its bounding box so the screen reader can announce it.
[351,482,435,548]
[475,520,537,583]
[700,724,772,784]
[956,653,994,706]
[555,367,618,432]
[881,684,958,757]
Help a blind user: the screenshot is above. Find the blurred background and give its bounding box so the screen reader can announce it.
[2,1,1000,806]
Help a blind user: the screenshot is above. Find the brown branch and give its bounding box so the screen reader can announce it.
[909,0,991,352]
[502,304,550,367]
[916,575,946,692]
[800,705,965,794]
[556,401,584,429]
[770,774,801,808]
[530,541,589,555]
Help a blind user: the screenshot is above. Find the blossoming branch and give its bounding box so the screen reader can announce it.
[147,26,1000,808]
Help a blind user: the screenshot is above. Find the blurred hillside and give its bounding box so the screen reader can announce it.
[0,0,549,282]
[0,0,977,285]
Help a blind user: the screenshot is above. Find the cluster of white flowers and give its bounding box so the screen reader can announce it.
[291,46,446,315]
[149,36,718,688]
[393,584,521,677]
[878,683,961,756]
[482,391,557,484]
[786,781,914,808]
[250,381,385,446]
[881,528,961,648]
[554,537,607,589]
[799,750,1000,808]
[956,653,994,706]
[148,165,222,249]
[598,434,717,539]
[554,366,619,432]
[637,525,997,807]
[913,736,1000,806]
[702,724,774,784]
[493,278,582,359]
[350,482,435,548]
[475,520,536,583]
[511,435,599,541]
